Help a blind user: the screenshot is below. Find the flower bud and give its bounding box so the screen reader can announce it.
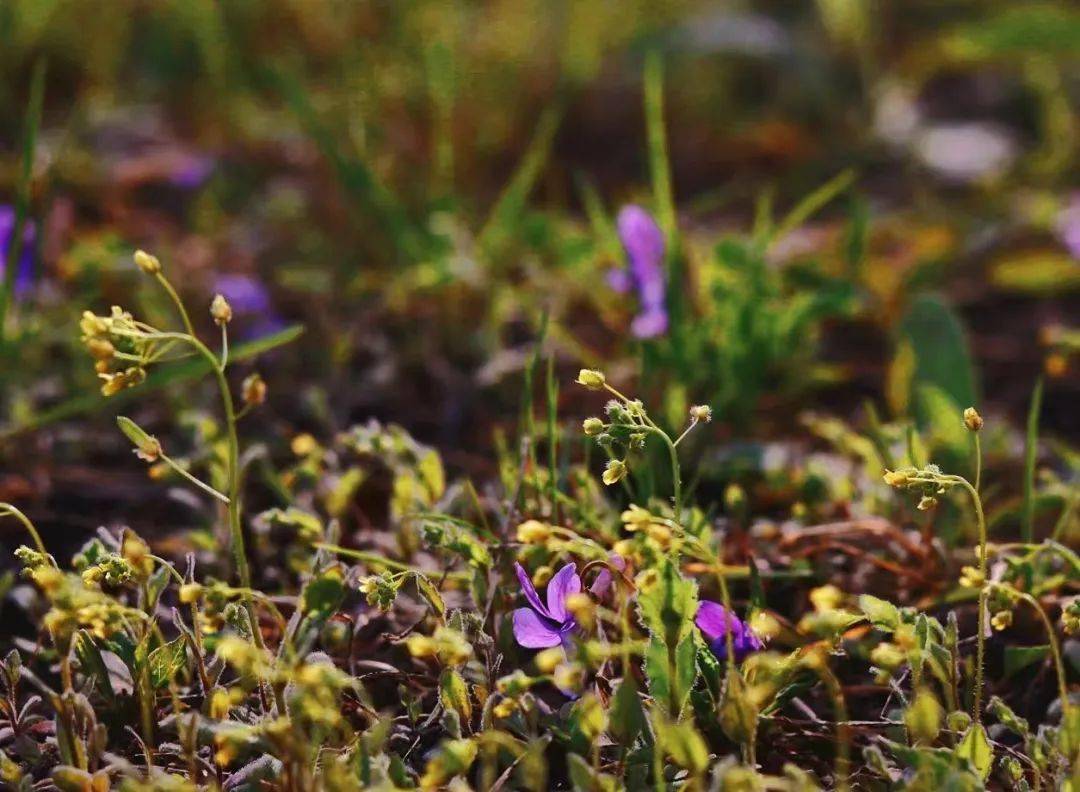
[963,407,983,432]
[515,520,551,544]
[917,495,937,511]
[180,583,204,603]
[242,372,267,406]
[86,338,115,361]
[602,459,627,486]
[210,294,233,325]
[534,647,564,674]
[883,470,910,487]
[575,369,606,390]
[958,566,985,590]
[582,417,604,436]
[552,662,586,695]
[133,250,161,275]
[689,404,713,423]
[564,592,595,632]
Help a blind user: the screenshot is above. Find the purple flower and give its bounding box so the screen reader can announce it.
[695,600,762,662]
[610,205,668,339]
[1057,194,1080,260]
[0,205,35,297]
[512,562,581,649]
[589,554,627,598]
[169,153,215,190]
[212,274,284,340]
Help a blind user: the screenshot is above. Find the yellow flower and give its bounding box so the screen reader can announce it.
[515,520,551,544]
[575,369,606,390]
[602,459,627,486]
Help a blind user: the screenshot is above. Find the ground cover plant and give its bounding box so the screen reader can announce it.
[0,2,1078,791]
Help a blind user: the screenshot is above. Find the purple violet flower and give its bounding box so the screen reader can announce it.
[695,600,763,662]
[212,274,285,341]
[1057,194,1080,260]
[512,562,581,649]
[0,205,36,297]
[609,205,668,339]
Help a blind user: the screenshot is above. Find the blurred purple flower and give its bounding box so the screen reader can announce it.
[589,554,627,598]
[512,562,580,649]
[610,205,668,339]
[0,205,35,297]
[169,153,215,190]
[1057,194,1080,260]
[695,601,762,662]
[213,273,284,340]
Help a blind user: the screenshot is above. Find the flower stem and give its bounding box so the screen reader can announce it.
[159,453,230,503]
[956,476,988,724]
[155,273,197,339]
[0,503,49,559]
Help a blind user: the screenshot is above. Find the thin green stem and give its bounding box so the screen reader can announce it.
[159,453,230,503]
[956,477,988,724]
[1006,586,1072,723]
[0,503,49,559]
[220,324,229,370]
[155,273,197,339]
[972,433,982,494]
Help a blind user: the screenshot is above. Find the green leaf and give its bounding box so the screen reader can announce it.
[954,723,993,780]
[637,558,698,646]
[608,676,645,747]
[858,594,902,631]
[655,715,710,774]
[899,294,977,415]
[1022,377,1044,543]
[439,668,472,723]
[1003,644,1050,678]
[719,670,758,746]
[148,637,188,688]
[301,570,346,619]
[412,572,445,617]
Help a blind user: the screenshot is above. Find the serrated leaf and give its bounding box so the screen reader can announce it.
[719,670,758,746]
[439,668,472,723]
[413,572,446,617]
[609,676,644,747]
[858,594,901,631]
[955,723,993,780]
[148,637,187,689]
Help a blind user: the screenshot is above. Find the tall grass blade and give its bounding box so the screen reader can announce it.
[1021,376,1043,542]
[0,58,47,342]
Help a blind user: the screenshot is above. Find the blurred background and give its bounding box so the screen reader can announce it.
[0,0,1078,547]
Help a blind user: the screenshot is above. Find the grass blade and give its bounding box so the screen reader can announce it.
[0,58,47,342]
[1021,376,1043,542]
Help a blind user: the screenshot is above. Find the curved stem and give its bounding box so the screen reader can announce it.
[0,503,49,559]
[1010,587,1071,722]
[155,273,197,339]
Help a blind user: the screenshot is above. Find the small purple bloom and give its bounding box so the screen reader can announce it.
[1057,194,1080,260]
[0,205,35,297]
[169,153,215,190]
[212,274,284,340]
[589,554,627,598]
[610,205,668,339]
[512,562,580,649]
[695,600,762,662]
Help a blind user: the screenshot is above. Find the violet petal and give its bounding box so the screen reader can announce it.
[512,607,564,648]
[514,562,551,620]
[545,563,581,623]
